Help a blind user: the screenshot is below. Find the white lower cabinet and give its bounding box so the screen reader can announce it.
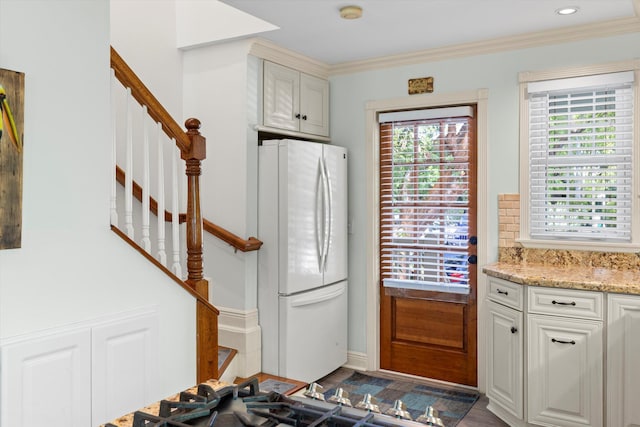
[607,294,640,427]
[487,300,523,419]
[527,314,603,427]
[486,280,609,427]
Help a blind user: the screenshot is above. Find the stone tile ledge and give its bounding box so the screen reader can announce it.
[483,262,640,295]
[498,247,640,269]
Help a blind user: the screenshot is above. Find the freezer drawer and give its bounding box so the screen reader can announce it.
[278,281,348,383]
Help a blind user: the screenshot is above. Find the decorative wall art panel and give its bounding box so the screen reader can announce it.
[0,68,25,249]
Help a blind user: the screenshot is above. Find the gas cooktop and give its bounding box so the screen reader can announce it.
[104,377,444,427]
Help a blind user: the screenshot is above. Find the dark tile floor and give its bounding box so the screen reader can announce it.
[316,368,508,427]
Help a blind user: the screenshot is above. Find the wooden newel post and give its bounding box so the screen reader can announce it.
[183,118,208,300]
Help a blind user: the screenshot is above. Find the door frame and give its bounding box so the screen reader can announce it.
[364,89,490,391]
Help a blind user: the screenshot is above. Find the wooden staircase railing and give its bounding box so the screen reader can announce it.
[114,166,263,253]
[111,46,224,383]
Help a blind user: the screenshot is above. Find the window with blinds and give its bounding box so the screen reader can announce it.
[527,71,634,242]
[379,106,474,294]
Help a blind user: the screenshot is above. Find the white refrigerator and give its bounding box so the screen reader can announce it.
[258,139,348,383]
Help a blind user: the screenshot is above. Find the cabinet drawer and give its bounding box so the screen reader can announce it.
[488,277,523,311]
[528,287,603,320]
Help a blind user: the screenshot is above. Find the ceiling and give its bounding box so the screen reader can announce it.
[220,0,638,66]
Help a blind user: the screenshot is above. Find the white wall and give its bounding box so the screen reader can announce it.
[330,32,640,355]
[110,0,184,121]
[0,0,196,408]
[175,0,278,50]
[182,39,258,311]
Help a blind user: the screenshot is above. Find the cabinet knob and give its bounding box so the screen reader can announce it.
[302,115,308,120]
[510,326,518,334]
[295,113,301,119]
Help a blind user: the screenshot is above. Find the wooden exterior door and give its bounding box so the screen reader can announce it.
[379,106,477,386]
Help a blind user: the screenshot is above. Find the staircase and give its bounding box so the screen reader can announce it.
[109,47,260,383]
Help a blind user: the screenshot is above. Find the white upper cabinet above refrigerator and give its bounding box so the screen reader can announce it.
[263,61,330,137]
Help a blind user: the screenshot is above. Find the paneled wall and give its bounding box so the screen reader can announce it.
[1,308,158,427]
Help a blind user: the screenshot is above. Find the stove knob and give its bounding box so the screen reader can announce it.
[416,406,444,426]
[303,383,325,401]
[328,387,352,406]
[355,393,380,413]
[385,400,412,420]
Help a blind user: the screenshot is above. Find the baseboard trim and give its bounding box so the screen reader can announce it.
[343,351,367,371]
[486,400,526,427]
[217,307,261,378]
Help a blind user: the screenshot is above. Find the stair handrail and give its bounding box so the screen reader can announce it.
[114,165,262,253]
[110,47,191,154]
[202,219,263,252]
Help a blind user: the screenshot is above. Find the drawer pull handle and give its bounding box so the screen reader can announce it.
[510,326,518,334]
[552,300,576,306]
[496,289,509,295]
[552,338,576,345]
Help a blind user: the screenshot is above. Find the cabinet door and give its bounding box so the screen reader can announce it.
[608,294,640,427]
[300,73,329,136]
[528,314,603,427]
[486,300,523,419]
[264,61,299,132]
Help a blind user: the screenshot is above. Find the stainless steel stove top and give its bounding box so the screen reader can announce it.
[104,378,444,427]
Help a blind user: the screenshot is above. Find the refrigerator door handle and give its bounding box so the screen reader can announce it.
[320,155,331,272]
[316,158,325,272]
[322,157,332,273]
[289,285,346,307]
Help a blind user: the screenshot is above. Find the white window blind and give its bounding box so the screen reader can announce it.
[528,72,634,242]
[379,108,473,294]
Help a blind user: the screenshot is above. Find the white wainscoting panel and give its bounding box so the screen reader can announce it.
[91,310,159,426]
[1,328,92,427]
[1,307,160,427]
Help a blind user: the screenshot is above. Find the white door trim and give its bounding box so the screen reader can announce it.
[364,89,489,392]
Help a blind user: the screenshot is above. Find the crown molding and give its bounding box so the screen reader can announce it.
[248,38,330,79]
[330,14,640,76]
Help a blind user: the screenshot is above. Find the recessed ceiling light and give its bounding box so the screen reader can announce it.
[340,5,363,20]
[556,6,579,15]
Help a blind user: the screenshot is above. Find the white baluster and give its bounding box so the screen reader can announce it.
[156,124,167,266]
[141,107,151,252]
[110,68,118,227]
[171,142,182,278]
[124,87,134,239]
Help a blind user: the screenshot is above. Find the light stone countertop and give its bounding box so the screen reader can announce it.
[483,262,640,295]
